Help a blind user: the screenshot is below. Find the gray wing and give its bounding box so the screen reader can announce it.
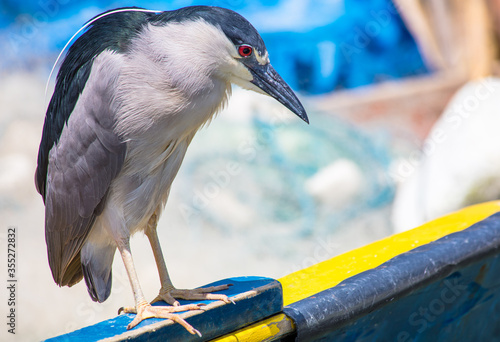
[45,54,126,286]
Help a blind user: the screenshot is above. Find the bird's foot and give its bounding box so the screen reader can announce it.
[119,300,204,335]
[152,284,235,306]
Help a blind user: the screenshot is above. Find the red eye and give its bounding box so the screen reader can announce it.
[238,45,253,57]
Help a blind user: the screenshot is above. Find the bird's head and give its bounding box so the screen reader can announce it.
[149,6,309,123]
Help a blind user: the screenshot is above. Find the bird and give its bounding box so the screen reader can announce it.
[35,6,308,336]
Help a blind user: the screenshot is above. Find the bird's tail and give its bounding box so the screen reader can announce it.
[81,242,116,303]
[58,251,84,287]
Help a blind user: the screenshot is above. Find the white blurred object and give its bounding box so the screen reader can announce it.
[392,77,500,232]
[306,159,365,209]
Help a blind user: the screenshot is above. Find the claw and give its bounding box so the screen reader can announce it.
[152,283,234,307]
[118,306,136,314]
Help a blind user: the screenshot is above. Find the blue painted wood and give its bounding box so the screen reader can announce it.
[284,212,500,341]
[44,276,282,342]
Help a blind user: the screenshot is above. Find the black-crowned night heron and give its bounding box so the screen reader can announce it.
[36,6,308,335]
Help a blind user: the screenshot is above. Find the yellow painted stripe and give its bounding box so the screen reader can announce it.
[210,313,294,342]
[213,201,500,341]
[279,201,500,306]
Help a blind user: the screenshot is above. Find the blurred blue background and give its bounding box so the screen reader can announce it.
[0,0,428,92]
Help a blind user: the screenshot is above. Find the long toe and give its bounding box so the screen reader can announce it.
[121,301,204,335]
[168,284,234,304]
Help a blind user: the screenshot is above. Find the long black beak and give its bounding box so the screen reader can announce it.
[248,63,309,124]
